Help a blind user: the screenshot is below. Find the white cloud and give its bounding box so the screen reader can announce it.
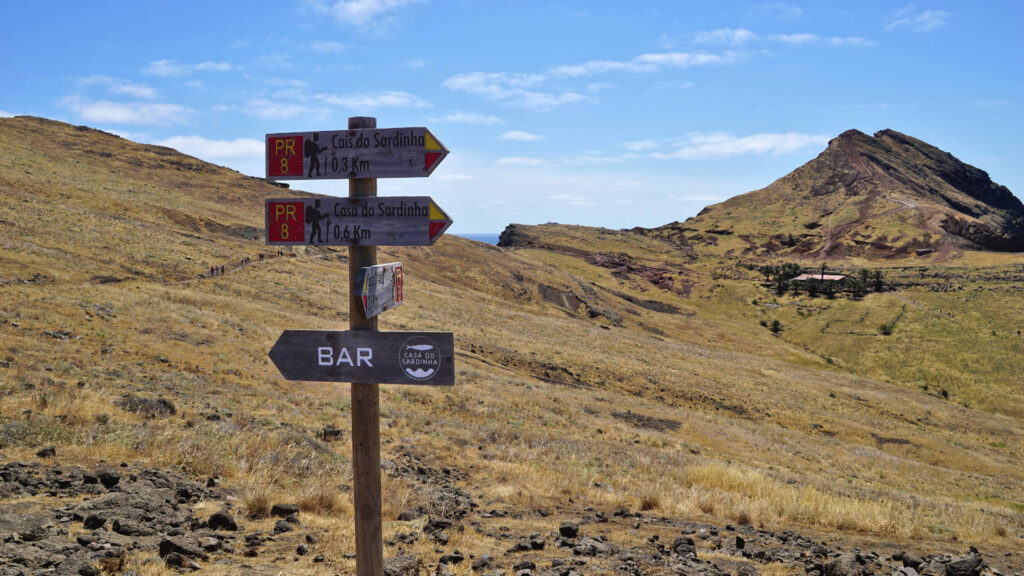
[650,131,829,160]
[551,51,737,78]
[775,33,820,44]
[756,3,802,19]
[310,40,347,52]
[442,72,584,110]
[886,6,951,32]
[432,112,501,124]
[318,90,430,109]
[437,173,476,181]
[497,157,546,166]
[143,59,232,76]
[501,130,544,142]
[693,28,758,46]
[0,110,13,118]
[242,98,326,120]
[975,100,1009,108]
[154,136,264,159]
[61,96,189,125]
[82,76,158,99]
[625,140,659,151]
[829,36,877,47]
[311,0,424,27]
[406,59,426,68]
[548,193,590,205]
[446,50,734,109]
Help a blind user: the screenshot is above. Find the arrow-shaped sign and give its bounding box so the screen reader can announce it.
[266,127,448,180]
[269,330,454,386]
[265,196,452,246]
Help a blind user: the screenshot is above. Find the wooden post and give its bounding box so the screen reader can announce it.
[348,116,383,576]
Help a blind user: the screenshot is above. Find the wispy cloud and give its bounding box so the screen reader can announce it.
[317,90,430,109]
[155,135,264,159]
[142,59,232,76]
[500,130,544,142]
[775,33,820,44]
[755,2,802,19]
[310,40,347,52]
[625,140,659,151]
[550,51,738,78]
[886,6,951,32]
[829,36,877,47]
[548,193,591,205]
[975,100,1009,108]
[650,131,829,160]
[432,112,501,124]
[242,98,327,121]
[61,96,190,125]
[443,72,585,110]
[693,28,758,46]
[773,34,876,47]
[82,75,158,99]
[309,0,424,27]
[0,110,13,118]
[497,157,546,166]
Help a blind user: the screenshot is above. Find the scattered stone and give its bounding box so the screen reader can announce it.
[296,543,308,556]
[36,447,56,458]
[83,514,106,530]
[207,509,238,531]
[440,550,466,565]
[273,520,293,534]
[472,554,493,571]
[159,537,208,561]
[114,394,176,418]
[946,555,984,576]
[825,552,866,576]
[672,536,696,559]
[96,470,120,489]
[271,503,300,518]
[383,555,421,576]
[559,523,579,538]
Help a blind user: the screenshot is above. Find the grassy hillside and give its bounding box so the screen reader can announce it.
[1,117,1022,575]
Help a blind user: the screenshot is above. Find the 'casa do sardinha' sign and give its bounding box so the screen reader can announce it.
[266,128,448,180]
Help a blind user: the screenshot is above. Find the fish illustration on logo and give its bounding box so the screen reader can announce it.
[399,337,441,381]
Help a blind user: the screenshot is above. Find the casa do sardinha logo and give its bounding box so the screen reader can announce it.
[399,336,441,381]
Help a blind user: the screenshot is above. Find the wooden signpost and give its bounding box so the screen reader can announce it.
[266,127,448,180]
[265,117,452,576]
[356,263,403,319]
[264,197,452,246]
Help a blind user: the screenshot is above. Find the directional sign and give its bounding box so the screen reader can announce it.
[269,331,454,386]
[266,128,448,180]
[265,196,452,246]
[357,263,403,319]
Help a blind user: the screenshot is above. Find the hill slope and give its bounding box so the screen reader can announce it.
[652,129,1024,260]
[1,117,1023,575]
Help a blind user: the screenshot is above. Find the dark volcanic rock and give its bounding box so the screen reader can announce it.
[114,394,176,418]
[825,552,867,576]
[559,522,579,538]
[384,555,421,576]
[207,509,238,531]
[945,555,984,576]
[271,503,300,518]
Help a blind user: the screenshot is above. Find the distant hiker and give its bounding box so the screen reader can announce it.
[210,266,215,276]
[259,253,264,261]
[305,132,325,177]
[220,265,225,274]
[306,199,327,244]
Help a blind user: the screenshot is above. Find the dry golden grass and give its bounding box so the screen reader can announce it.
[1,116,1023,566]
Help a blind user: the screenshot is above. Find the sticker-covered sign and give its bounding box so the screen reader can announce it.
[356,262,403,319]
[265,197,452,247]
[266,128,448,180]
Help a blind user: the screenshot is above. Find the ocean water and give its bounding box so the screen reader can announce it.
[456,233,500,245]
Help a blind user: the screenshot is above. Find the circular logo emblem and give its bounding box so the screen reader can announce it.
[399,336,441,381]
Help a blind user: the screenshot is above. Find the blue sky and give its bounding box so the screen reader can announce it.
[2,1,1021,234]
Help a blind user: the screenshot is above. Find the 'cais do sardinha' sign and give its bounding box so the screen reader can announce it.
[266,128,448,180]
[265,196,452,247]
